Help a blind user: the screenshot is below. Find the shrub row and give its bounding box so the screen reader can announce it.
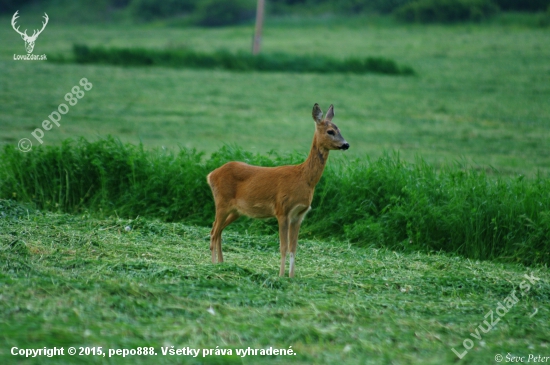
[394,0,500,23]
[258,0,550,16]
[4,0,549,22]
[55,44,415,76]
[493,0,550,12]
[130,0,256,26]
[393,0,550,23]
[1,137,549,266]
[267,0,413,15]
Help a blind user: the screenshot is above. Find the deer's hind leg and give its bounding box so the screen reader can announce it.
[210,210,240,263]
[210,209,228,264]
[217,212,240,262]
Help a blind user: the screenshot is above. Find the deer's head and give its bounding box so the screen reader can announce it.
[312,103,349,151]
[11,11,49,54]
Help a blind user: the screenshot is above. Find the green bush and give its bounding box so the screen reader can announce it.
[493,0,550,12]
[341,0,415,13]
[130,0,197,21]
[1,137,549,266]
[541,4,550,25]
[61,44,415,75]
[395,0,500,23]
[193,0,256,26]
[268,0,416,15]
[269,0,549,15]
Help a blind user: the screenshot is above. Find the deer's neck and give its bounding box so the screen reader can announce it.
[301,134,329,188]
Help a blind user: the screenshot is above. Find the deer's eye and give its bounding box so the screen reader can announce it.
[327,130,335,136]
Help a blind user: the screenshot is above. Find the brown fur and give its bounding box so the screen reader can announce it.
[207,103,349,277]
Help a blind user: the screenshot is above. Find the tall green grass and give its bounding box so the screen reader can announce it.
[49,44,415,75]
[1,137,548,265]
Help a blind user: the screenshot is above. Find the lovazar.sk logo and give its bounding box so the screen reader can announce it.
[11,10,48,61]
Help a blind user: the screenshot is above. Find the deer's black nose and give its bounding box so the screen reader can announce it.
[340,143,350,150]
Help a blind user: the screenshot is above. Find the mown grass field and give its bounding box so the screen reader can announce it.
[1,11,549,365]
[1,201,548,365]
[1,15,549,175]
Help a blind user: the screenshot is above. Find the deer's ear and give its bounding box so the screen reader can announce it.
[20,34,26,40]
[312,103,323,124]
[324,104,334,122]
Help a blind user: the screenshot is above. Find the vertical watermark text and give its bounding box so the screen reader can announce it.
[451,272,541,360]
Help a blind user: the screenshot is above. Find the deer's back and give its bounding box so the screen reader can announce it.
[207,161,312,218]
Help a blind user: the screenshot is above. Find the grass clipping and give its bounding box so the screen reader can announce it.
[50,44,415,76]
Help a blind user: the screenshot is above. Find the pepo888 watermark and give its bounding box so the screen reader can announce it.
[18,78,93,152]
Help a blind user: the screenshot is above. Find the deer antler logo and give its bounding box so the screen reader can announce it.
[11,10,49,54]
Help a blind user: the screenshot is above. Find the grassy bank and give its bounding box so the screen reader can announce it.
[1,138,549,266]
[0,200,548,364]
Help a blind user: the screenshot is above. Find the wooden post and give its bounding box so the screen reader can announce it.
[252,0,265,55]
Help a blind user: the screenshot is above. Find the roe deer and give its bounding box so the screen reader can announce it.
[207,103,349,277]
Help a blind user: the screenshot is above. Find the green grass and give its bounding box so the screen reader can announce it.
[0,200,548,364]
[1,16,549,175]
[1,12,549,364]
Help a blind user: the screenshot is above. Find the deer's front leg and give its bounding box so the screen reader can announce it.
[277,216,290,277]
